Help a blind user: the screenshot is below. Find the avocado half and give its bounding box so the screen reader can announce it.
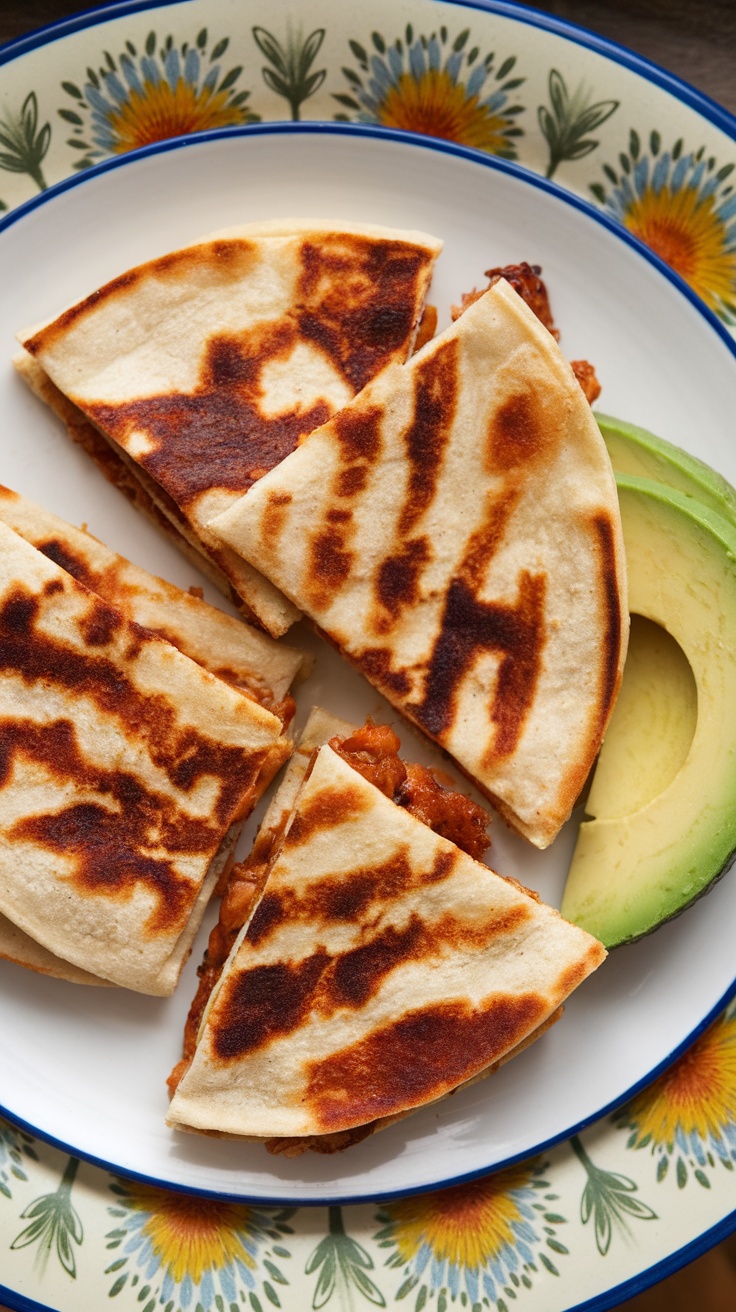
[561,471,736,947]
[597,412,736,529]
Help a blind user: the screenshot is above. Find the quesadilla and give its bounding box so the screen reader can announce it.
[0,484,303,714]
[209,278,629,847]
[16,219,443,635]
[167,714,605,1149]
[0,519,291,994]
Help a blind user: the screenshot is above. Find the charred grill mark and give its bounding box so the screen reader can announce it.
[87,326,332,512]
[37,539,97,591]
[486,388,554,474]
[45,236,431,518]
[213,952,331,1060]
[369,342,458,635]
[78,597,123,647]
[408,482,547,759]
[216,883,534,1059]
[0,718,219,933]
[374,538,430,632]
[305,993,547,1129]
[356,647,412,698]
[399,339,459,536]
[0,586,267,822]
[244,847,460,949]
[415,573,547,759]
[306,525,355,609]
[285,783,370,848]
[297,238,429,392]
[332,406,383,465]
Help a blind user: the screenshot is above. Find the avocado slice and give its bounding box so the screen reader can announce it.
[561,472,736,947]
[596,413,736,530]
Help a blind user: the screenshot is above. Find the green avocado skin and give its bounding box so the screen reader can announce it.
[561,470,736,948]
[596,413,736,532]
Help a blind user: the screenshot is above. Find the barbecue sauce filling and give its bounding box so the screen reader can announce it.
[167,721,491,1096]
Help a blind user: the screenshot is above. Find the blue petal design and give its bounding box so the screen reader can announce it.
[164,47,181,92]
[483,89,506,114]
[120,54,143,94]
[445,50,463,83]
[220,1265,238,1301]
[180,1272,193,1310]
[689,158,707,193]
[633,156,649,197]
[671,152,694,193]
[652,152,671,194]
[184,47,200,86]
[200,1267,215,1309]
[370,54,392,90]
[427,35,440,71]
[409,41,426,81]
[388,46,404,80]
[203,65,218,92]
[161,1270,174,1302]
[234,1257,256,1290]
[140,55,161,85]
[718,193,736,223]
[102,72,128,106]
[85,85,114,114]
[465,63,489,98]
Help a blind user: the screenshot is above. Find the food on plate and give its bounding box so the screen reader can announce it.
[561,472,736,945]
[0,484,303,714]
[597,412,736,528]
[452,261,601,403]
[15,218,442,636]
[0,486,304,983]
[0,519,291,993]
[209,277,629,848]
[167,710,605,1151]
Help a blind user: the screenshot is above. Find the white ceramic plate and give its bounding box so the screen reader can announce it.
[1,123,735,1208]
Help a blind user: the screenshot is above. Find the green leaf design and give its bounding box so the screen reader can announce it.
[253,24,327,121]
[0,91,51,191]
[10,1156,83,1277]
[306,1207,386,1309]
[538,68,618,179]
[573,1136,657,1257]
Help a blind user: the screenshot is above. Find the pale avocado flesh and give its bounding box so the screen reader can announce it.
[561,472,736,947]
[596,413,736,531]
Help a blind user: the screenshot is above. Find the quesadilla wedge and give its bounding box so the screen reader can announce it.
[210,277,629,847]
[0,484,303,714]
[16,219,442,635]
[167,716,605,1148]
[0,519,291,994]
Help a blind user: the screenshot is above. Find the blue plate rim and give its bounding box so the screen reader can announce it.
[0,120,734,1217]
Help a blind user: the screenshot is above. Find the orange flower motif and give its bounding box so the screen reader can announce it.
[375,1158,567,1305]
[592,134,736,322]
[616,1006,736,1186]
[335,29,525,160]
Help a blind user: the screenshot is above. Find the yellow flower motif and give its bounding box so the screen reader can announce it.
[624,1010,736,1152]
[623,185,736,313]
[377,69,513,154]
[389,1163,532,1270]
[123,1183,256,1285]
[105,80,247,153]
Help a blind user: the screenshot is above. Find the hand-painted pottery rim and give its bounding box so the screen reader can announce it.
[0,3,734,1309]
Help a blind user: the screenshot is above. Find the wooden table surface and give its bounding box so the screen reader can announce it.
[0,3,735,1311]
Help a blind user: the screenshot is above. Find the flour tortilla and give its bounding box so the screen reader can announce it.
[17,219,442,635]
[168,742,605,1143]
[0,482,303,708]
[210,278,629,846]
[0,521,291,994]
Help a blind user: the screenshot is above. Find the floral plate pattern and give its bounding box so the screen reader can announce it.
[1,2,736,1310]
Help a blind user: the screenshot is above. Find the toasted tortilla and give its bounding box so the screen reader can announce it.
[17,219,442,635]
[210,278,629,846]
[0,483,303,710]
[0,521,291,994]
[167,742,605,1143]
